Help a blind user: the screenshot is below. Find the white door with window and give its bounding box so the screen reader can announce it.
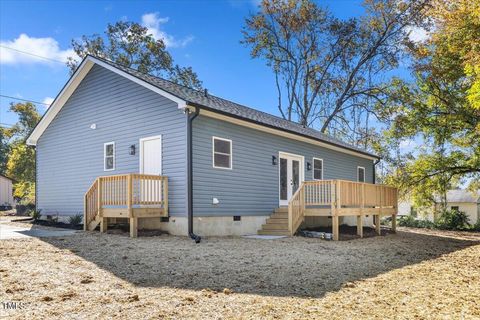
[139,136,162,204]
[279,153,304,206]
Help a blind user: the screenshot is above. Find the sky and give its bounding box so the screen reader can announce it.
[0,0,370,129]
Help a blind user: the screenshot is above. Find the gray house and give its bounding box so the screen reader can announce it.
[28,55,396,240]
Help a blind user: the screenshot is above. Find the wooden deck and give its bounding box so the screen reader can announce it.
[288,180,398,240]
[84,173,168,237]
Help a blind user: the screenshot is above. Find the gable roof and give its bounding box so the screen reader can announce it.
[436,190,480,203]
[0,174,13,182]
[27,55,379,159]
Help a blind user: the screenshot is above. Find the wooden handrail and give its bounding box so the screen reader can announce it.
[84,173,169,229]
[287,179,398,236]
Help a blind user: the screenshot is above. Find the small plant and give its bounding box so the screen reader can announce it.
[472,220,480,232]
[435,209,470,230]
[29,209,42,222]
[68,213,83,226]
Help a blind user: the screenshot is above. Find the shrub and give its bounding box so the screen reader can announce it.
[435,209,470,230]
[472,220,480,232]
[68,213,83,226]
[29,209,42,222]
[397,215,435,229]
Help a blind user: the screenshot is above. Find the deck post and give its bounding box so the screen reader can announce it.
[375,215,381,235]
[357,215,363,238]
[100,218,107,233]
[130,217,138,238]
[83,192,87,231]
[97,178,103,232]
[332,181,341,241]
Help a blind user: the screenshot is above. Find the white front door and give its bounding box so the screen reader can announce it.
[279,153,304,206]
[140,136,162,175]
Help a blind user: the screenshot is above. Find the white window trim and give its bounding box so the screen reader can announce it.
[357,166,365,182]
[104,142,115,171]
[312,157,324,180]
[212,136,232,170]
[139,135,162,175]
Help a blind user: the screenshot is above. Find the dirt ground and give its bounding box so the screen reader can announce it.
[1,225,480,319]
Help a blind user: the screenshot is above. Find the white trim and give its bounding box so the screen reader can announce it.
[212,136,233,170]
[26,56,187,146]
[357,166,366,182]
[139,135,163,175]
[198,109,377,161]
[312,157,324,180]
[104,142,115,171]
[278,151,304,206]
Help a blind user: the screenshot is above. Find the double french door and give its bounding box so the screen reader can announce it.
[279,153,304,206]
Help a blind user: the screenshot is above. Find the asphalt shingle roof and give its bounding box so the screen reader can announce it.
[95,56,379,158]
[436,190,480,203]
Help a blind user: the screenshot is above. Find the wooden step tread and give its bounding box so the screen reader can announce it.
[266,217,288,224]
[261,224,288,230]
[257,230,290,236]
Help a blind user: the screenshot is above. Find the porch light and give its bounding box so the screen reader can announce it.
[129,144,136,155]
[272,155,277,165]
[307,162,312,171]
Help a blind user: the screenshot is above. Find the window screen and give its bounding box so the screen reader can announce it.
[213,137,232,169]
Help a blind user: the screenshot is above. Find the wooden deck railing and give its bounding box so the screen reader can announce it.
[84,173,168,230]
[288,180,398,236]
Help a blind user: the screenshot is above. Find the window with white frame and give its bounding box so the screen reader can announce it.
[357,166,365,182]
[104,142,115,171]
[212,137,232,169]
[313,158,323,180]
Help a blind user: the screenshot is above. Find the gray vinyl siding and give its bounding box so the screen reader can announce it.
[36,65,187,216]
[192,115,374,216]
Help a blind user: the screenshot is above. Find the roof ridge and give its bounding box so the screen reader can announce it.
[88,55,376,158]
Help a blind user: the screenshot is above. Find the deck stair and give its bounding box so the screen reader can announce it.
[257,207,290,236]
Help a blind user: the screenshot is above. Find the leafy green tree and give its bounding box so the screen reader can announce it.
[67,21,203,90]
[4,102,40,203]
[384,0,480,206]
[0,128,9,175]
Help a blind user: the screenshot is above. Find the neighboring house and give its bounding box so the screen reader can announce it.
[434,190,480,224]
[27,55,397,238]
[0,174,14,209]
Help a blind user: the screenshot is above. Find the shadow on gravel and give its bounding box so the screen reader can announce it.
[40,228,480,298]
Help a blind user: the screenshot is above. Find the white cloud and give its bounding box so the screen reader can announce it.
[399,139,418,151]
[0,34,75,65]
[141,12,193,48]
[405,26,429,43]
[42,97,54,107]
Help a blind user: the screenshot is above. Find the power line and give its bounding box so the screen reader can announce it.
[0,94,50,106]
[0,45,67,64]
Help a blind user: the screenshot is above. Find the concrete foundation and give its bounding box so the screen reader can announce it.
[137,215,269,236]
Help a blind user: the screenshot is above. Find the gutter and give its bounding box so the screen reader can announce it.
[186,106,201,243]
[186,101,380,160]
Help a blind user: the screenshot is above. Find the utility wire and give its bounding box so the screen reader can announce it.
[0,94,50,106]
[0,45,67,64]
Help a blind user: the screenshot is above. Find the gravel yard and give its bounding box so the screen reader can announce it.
[1,226,479,319]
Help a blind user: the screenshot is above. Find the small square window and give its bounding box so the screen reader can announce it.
[357,166,365,182]
[104,142,115,171]
[212,137,232,169]
[313,158,323,180]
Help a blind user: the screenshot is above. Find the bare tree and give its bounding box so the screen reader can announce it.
[242,0,428,145]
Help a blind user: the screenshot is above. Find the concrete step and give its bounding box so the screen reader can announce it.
[266,217,288,224]
[261,223,288,230]
[257,229,290,236]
